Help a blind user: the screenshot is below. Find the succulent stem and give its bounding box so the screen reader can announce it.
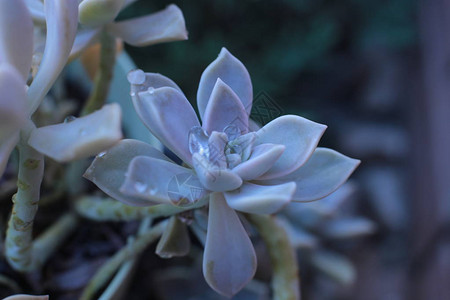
[5,126,44,272]
[247,214,301,300]
[80,220,168,300]
[81,30,116,116]
[75,196,206,221]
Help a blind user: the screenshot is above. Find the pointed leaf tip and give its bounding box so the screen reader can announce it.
[197,48,252,119]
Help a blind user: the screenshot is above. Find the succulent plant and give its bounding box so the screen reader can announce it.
[84,47,360,297]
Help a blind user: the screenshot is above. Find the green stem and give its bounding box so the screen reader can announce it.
[98,217,152,299]
[81,30,116,116]
[247,214,300,300]
[75,196,206,221]
[5,123,76,272]
[5,127,44,272]
[80,220,168,300]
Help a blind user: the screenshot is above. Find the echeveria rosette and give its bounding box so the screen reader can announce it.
[84,48,360,297]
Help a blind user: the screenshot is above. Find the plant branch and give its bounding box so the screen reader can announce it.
[81,30,116,116]
[75,196,206,221]
[80,220,168,300]
[247,214,301,300]
[5,126,44,272]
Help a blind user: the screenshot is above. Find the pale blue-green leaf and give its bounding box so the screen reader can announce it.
[202,79,249,135]
[0,64,27,142]
[69,29,101,61]
[192,153,242,192]
[197,48,253,119]
[120,156,207,205]
[3,295,48,300]
[110,54,162,147]
[232,143,285,181]
[254,115,326,180]
[28,104,122,162]
[84,139,170,206]
[207,131,228,169]
[156,216,191,258]
[203,192,256,297]
[228,132,256,162]
[79,0,125,28]
[287,182,357,218]
[131,86,199,165]
[27,0,78,114]
[107,4,187,46]
[24,0,45,23]
[128,69,183,95]
[271,148,360,202]
[0,0,33,81]
[224,182,295,214]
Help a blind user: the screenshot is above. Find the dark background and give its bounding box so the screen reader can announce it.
[120,0,450,299]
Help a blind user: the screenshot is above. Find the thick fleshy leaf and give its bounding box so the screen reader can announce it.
[288,182,357,218]
[27,0,78,114]
[192,153,242,192]
[202,79,249,134]
[224,182,295,214]
[69,29,101,61]
[79,0,125,28]
[254,115,327,180]
[121,156,207,205]
[197,48,253,118]
[273,148,360,202]
[28,104,122,162]
[156,216,191,258]
[207,131,227,168]
[3,295,48,300]
[128,70,183,95]
[227,132,256,162]
[131,86,199,165]
[203,193,256,297]
[232,143,285,181]
[0,0,34,81]
[0,133,19,178]
[25,0,45,23]
[0,64,27,142]
[84,139,170,206]
[107,4,187,47]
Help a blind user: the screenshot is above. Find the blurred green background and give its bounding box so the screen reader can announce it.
[121,0,416,112]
